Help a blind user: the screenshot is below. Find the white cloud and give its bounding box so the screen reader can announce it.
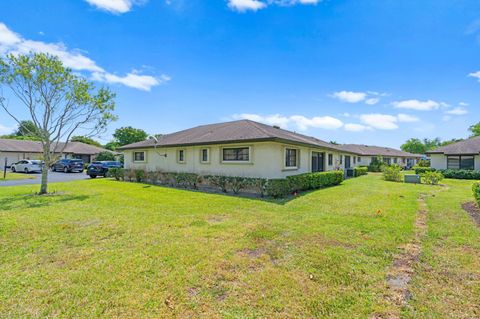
[365,98,379,105]
[397,113,419,122]
[359,114,398,130]
[392,99,440,111]
[0,124,15,135]
[469,70,480,80]
[344,123,372,132]
[232,113,343,131]
[85,0,145,14]
[331,91,367,103]
[445,106,468,115]
[459,101,469,106]
[227,0,320,12]
[0,23,166,91]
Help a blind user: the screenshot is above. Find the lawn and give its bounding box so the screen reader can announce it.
[0,175,478,318]
[0,172,37,181]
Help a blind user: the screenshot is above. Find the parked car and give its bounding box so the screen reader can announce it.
[11,160,43,173]
[52,159,84,173]
[86,161,123,178]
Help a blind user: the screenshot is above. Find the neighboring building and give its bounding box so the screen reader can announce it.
[339,144,422,168]
[119,120,362,179]
[426,136,480,170]
[0,139,112,168]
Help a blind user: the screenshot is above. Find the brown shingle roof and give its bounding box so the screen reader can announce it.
[338,144,421,158]
[118,120,348,152]
[0,139,110,155]
[426,136,480,155]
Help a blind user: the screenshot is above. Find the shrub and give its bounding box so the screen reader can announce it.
[309,171,344,189]
[124,169,136,182]
[472,182,480,205]
[438,169,480,180]
[134,169,146,183]
[96,151,115,161]
[246,178,268,197]
[266,179,291,198]
[382,165,402,182]
[171,173,200,188]
[354,166,368,177]
[422,171,444,185]
[227,177,247,194]
[287,174,310,192]
[368,157,384,172]
[108,167,124,181]
[417,159,430,167]
[206,175,229,192]
[414,167,435,175]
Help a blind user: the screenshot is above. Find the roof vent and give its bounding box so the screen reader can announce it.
[273,125,280,129]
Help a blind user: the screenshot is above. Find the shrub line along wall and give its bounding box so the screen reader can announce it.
[109,168,356,198]
[414,167,480,180]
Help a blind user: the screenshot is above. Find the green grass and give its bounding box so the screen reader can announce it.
[0,175,478,318]
[0,172,37,181]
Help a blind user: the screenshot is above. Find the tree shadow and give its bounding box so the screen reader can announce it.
[0,193,90,211]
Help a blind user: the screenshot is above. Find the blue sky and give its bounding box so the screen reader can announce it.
[1,0,480,148]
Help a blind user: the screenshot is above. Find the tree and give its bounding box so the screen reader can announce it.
[112,126,147,146]
[423,138,441,151]
[96,151,116,161]
[71,135,102,147]
[401,138,426,154]
[469,122,480,137]
[0,53,116,194]
[15,120,40,137]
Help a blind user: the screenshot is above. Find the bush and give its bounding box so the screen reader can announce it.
[134,169,146,183]
[266,179,291,198]
[472,182,480,205]
[171,173,200,188]
[124,169,136,182]
[368,157,384,172]
[206,175,229,192]
[422,171,444,185]
[417,159,430,167]
[414,167,435,175]
[108,167,124,181]
[383,165,402,182]
[287,174,311,192]
[246,178,268,197]
[227,177,248,194]
[96,151,116,161]
[354,166,368,177]
[438,169,480,180]
[287,171,344,192]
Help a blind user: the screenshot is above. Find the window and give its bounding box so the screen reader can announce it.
[340,155,343,165]
[285,148,298,168]
[358,157,361,163]
[371,156,376,163]
[201,148,209,163]
[133,151,145,162]
[394,158,398,164]
[328,154,333,166]
[178,149,185,163]
[222,147,249,162]
[353,156,357,164]
[384,157,391,165]
[447,156,474,170]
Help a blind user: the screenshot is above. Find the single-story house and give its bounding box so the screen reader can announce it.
[339,144,422,168]
[0,138,112,168]
[426,136,480,170]
[119,120,363,179]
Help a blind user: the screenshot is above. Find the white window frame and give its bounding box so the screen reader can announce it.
[284,147,299,170]
[177,149,186,163]
[200,148,210,164]
[221,146,252,164]
[133,151,146,163]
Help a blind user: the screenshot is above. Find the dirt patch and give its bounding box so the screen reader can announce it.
[371,194,429,319]
[461,202,480,227]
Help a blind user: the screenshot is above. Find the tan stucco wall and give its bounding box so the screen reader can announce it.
[123,141,360,179]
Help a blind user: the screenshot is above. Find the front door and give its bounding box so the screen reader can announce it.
[344,155,351,169]
[311,152,325,172]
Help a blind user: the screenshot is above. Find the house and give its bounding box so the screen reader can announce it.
[339,144,422,168]
[0,139,112,168]
[119,120,362,179]
[426,136,480,170]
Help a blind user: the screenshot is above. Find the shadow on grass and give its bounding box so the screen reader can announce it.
[0,193,90,211]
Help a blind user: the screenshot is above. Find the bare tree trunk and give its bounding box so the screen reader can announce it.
[39,142,50,195]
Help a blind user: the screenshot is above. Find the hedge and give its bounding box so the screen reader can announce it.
[383,165,403,182]
[414,167,436,175]
[265,179,292,198]
[438,169,480,180]
[354,166,368,177]
[421,171,444,185]
[473,182,480,205]
[285,170,344,194]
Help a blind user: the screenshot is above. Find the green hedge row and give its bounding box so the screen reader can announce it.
[354,166,368,177]
[438,169,480,180]
[266,171,344,198]
[414,167,436,174]
[473,182,480,205]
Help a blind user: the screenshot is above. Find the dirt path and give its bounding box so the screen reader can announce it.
[371,193,429,319]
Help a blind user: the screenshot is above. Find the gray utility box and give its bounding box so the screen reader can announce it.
[404,174,421,184]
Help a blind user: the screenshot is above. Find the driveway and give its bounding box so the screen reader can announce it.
[0,171,91,187]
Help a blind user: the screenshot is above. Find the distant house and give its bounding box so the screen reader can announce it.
[426,136,480,170]
[119,120,362,179]
[0,139,112,168]
[339,144,422,168]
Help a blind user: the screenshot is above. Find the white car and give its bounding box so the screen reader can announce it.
[11,160,43,173]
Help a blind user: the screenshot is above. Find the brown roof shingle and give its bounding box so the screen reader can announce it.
[0,139,110,155]
[339,144,421,158]
[426,136,480,155]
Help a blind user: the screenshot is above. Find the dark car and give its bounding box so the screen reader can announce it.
[52,159,84,173]
[86,161,122,178]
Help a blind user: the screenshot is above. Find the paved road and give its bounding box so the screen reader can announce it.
[0,171,91,187]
